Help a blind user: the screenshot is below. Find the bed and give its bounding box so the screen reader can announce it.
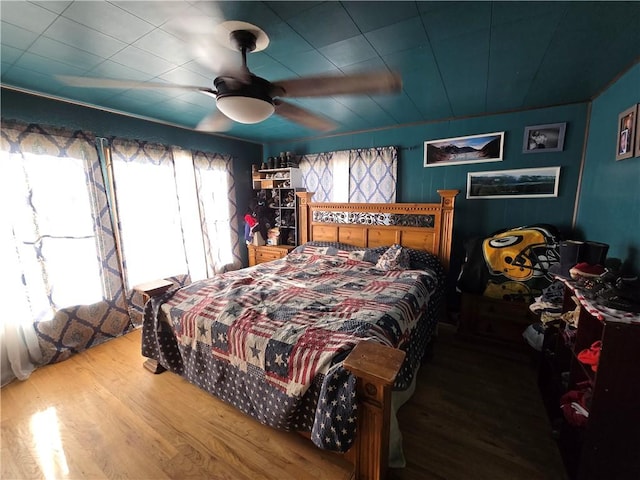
[137,189,458,480]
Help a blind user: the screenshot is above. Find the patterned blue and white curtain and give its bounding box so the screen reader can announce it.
[0,121,131,382]
[300,152,334,202]
[300,146,397,203]
[349,146,397,203]
[107,139,241,322]
[1,120,242,384]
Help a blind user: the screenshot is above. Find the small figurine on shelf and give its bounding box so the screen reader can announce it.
[267,227,280,245]
[284,191,295,207]
[269,190,280,208]
[287,231,296,245]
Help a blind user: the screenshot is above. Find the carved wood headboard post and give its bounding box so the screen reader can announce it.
[296,191,314,245]
[436,189,458,271]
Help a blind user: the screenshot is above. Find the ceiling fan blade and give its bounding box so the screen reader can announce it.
[189,36,249,82]
[272,70,402,98]
[195,111,232,132]
[274,99,336,132]
[56,75,212,94]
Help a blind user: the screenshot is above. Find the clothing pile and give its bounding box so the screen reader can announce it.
[560,383,592,427]
[523,280,566,351]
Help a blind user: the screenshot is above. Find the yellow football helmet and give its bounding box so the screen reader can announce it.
[482,227,558,281]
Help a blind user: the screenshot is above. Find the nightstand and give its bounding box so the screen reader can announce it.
[248,244,295,266]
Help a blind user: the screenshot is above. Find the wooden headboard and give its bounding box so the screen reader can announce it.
[296,190,459,270]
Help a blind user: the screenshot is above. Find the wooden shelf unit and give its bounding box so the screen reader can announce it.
[252,167,303,248]
[538,283,640,480]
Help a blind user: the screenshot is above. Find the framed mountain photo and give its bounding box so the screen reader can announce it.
[424,132,504,167]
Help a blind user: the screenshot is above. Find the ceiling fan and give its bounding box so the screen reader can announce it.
[57,21,402,133]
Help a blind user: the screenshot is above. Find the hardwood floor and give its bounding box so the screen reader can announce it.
[1,324,566,480]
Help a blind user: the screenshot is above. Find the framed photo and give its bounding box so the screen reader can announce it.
[522,123,566,153]
[467,166,561,199]
[616,105,637,161]
[424,132,504,167]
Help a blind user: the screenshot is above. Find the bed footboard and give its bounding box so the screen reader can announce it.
[344,341,406,480]
[135,279,406,480]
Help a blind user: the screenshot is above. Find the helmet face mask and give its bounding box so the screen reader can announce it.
[482,228,559,281]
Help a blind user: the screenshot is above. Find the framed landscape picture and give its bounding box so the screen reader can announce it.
[424,132,504,167]
[636,103,640,157]
[616,105,636,161]
[467,166,561,199]
[522,123,566,153]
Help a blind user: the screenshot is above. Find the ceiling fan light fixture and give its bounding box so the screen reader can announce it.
[214,75,275,124]
[216,95,275,124]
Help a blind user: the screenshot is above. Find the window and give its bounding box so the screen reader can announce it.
[299,146,397,203]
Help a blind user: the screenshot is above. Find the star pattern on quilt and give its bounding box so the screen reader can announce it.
[142,248,444,452]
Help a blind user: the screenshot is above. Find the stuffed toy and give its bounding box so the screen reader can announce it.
[245,195,275,245]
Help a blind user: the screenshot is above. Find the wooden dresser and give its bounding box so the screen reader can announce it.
[458,292,537,348]
[247,244,295,266]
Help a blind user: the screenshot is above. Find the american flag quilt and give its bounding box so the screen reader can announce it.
[142,249,442,452]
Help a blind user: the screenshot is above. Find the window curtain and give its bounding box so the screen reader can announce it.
[109,139,190,288]
[106,139,241,322]
[1,122,242,383]
[349,146,397,203]
[192,150,242,275]
[299,146,397,203]
[0,121,131,382]
[299,152,334,202]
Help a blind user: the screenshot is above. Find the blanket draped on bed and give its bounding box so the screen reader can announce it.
[142,252,441,452]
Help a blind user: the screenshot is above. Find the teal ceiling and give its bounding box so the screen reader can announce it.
[1,1,639,143]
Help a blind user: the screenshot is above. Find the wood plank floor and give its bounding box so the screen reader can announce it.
[1,324,566,480]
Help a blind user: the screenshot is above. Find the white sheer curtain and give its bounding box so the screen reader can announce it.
[172,147,208,281]
[193,151,242,274]
[0,207,42,385]
[109,139,190,289]
[108,140,241,290]
[331,151,350,202]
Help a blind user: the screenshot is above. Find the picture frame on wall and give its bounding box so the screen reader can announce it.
[467,166,561,199]
[636,104,640,158]
[424,132,504,167]
[616,104,636,161]
[522,123,566,153]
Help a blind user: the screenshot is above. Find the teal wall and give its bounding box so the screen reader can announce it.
[266,103,590,279]
[6,71,637,278]
[1,88,263,265]
[577,63,640,274]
